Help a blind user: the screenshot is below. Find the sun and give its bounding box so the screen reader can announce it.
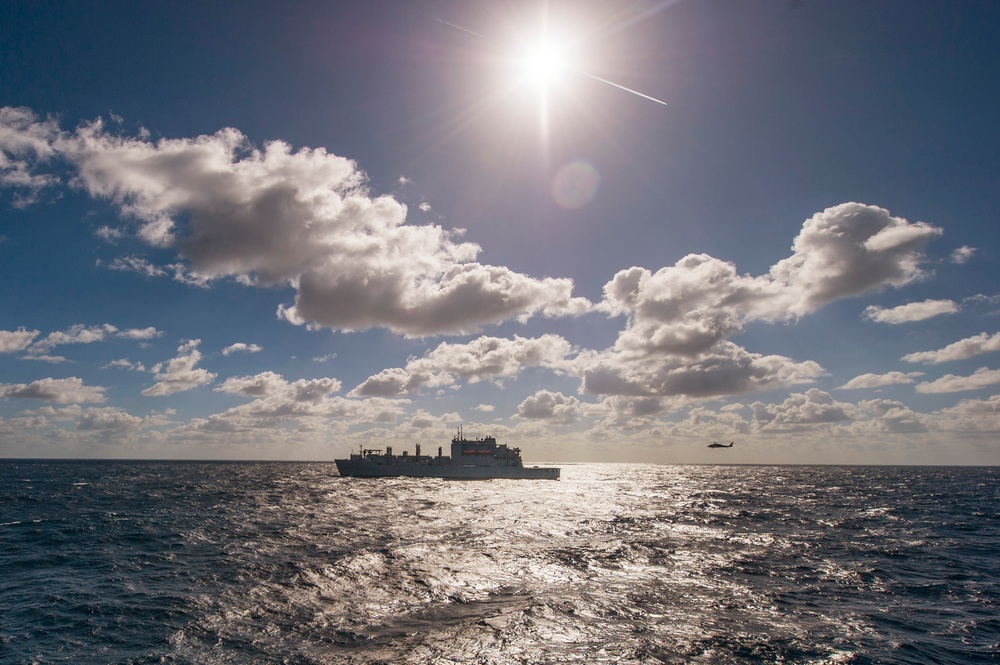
[515,36,570,89]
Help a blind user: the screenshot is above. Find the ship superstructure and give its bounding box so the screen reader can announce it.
[335,428,559,480]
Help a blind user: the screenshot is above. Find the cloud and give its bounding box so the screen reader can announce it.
[198,371,404,429]
[28,324,119,354]
[118,327,163,340]
[863,299,959,324]
[599,258,774,357]
[351,334,573,397]
[951,245,975,264]
[407,410,441,429]
[142,340,217,396]
[837,371,924,390]
[940,394,1000,416]
[965,293,1000,307]
[101,256,167,277]
[902,332,1000,365]
[350,367,420,398]
[915,367,1000,394]
[21,323,161,357]
[2,108,591,336]
[923,395,1000,439]
[857,399,927,433]
[584,401,753,441]
[0,377,106,403]
[751,389,855,430]
[281,262,590,336]
[312,353,337,363]
[222,342,263,356]
[598,202,940,357]
[100,255,212,286]
[215,371,342,398]
[76,407,144,432]
[22,354,69,364]
[769,203,942,315]
[103,358,147,372]
[579,203,939,401]
[592,395,669,422]
[516,390,581,423]
[0,328,39,353]
[11,324,163,364]
[0,415,49,431]
[2,110,952,410]
[215,371,279,396]
[0,107,60,205]
[94,225,125,242]
[577,341,825,399]
[412,334,572,382]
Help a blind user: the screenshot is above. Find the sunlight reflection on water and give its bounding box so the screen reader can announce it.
[181,464,861,662]
[3,461,997,664]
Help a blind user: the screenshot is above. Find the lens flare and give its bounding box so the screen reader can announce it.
[551,160,600,210]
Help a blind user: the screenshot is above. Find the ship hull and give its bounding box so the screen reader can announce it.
[334,458,559,480]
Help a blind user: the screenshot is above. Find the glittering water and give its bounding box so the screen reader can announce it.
[1,461,998,664]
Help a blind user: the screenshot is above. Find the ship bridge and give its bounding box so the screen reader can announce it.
[451,432,523,468]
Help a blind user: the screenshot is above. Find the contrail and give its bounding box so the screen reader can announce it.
[574,70,669,106]
[431,16,668,107]
[430,17,495,43]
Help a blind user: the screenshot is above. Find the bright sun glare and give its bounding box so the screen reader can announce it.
[517,38,569,88]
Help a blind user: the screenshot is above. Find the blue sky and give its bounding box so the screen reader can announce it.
[1,0,998,463]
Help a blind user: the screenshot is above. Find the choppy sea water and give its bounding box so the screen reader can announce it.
[1,462,997,664]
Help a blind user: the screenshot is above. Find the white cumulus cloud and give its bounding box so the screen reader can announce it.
[517,390,581,423]
[351,334,573,397]
[951,246,975,264]
[577,341,825,399]
[0,106,60,205]
[837,371,924,390]
[584,203,939,400]
[215,371,342,401]
[0,377,106,403]
[103,358,147,372]
[915,367,1000,394]
[101,255,167,277]
[0,328,39,353]
[21,323,161,357]
[28,324,119,354]
[76,407,144,432]
[142,340,217,396]
[198,371,403,429]
[1,108,592,336]
[768,203,942,315]
[863,299,959,324]
[117,327,163,340]
[857,399,927,433]
[902,332,1000,365]
[751,389,855,430]
[222,342,263,356]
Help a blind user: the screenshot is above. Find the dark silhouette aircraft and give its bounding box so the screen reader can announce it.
[707,441,734,448]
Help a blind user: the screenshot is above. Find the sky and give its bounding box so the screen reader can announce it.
[1,0,999,464]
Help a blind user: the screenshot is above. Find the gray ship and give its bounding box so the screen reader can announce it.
[335,428,559,480]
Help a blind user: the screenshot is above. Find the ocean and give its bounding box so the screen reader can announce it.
[1,461,997,664]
